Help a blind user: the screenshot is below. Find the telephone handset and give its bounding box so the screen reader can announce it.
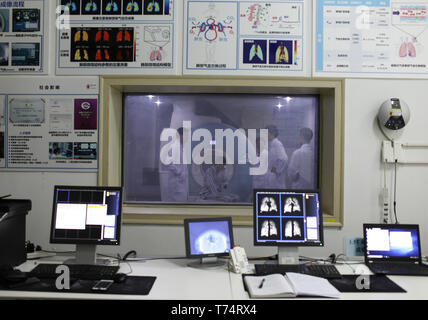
[229,246,251,274]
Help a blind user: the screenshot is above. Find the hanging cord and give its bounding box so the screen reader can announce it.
[393,159,399,224]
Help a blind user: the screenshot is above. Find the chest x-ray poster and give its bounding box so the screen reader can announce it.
[56,0,181,75]
[314,0,428,78]
[123,93,320,205]
[0,77,99,171]
[0,0,49,74]
[0,96,5,168]
[184,0,309,76]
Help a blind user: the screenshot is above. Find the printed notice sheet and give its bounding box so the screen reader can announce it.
[0,0,48,74]
[56,0,181,75]
[184,0,309,76]
[0,77,99,171]
[314,0,428,78]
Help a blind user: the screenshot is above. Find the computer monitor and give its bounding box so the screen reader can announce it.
[50,185,122,265]
[253,189,324,264]
[184,217,234,269]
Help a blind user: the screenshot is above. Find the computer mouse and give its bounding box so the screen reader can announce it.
[113,273,127,283]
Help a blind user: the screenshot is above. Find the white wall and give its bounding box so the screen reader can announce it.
[1,1,428,260]
[2,79,428,259]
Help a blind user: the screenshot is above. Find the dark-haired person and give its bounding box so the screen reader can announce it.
[160,127,189,202]
[265,125,288,188]
[288,127,315,189]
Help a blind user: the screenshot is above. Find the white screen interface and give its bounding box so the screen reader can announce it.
[52,187,121,243]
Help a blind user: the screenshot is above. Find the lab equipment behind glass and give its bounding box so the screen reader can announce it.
[253,189,323,264]
[50,185,122,265]
[184,216,234,269]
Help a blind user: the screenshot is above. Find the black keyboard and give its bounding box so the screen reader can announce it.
[29,263,119,280]
[255,263,342,279]
[369,262,428,276]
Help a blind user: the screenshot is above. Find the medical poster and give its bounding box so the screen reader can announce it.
[184,0,308,76]
[56,0,181,75]
[0,96,5,168]
[0,0,48,74]
[0,77,99,171]
[314,0,428,78]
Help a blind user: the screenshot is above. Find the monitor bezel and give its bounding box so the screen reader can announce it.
[50,185,123,245]
[253,189,324,247]
[363,223,422,263]
[184,216,234,259]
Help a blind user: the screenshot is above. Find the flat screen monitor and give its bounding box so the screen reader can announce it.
[50,185,122,265]
[253,189,323,264]
[184,216,234,268]
[363,224,421,262]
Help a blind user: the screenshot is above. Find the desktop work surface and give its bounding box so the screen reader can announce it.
[1,257,428,300]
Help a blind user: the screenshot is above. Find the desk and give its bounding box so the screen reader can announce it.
[1,257,428,300]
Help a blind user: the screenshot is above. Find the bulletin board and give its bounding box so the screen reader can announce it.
[0,77,99,171]
[184,0,310,76]
[314,0,428,78]
[55,0,181,75]
[0,0,49,74]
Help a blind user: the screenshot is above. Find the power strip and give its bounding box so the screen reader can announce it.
[381,187,389,223]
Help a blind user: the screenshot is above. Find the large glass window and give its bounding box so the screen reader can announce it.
[123,93,319,205]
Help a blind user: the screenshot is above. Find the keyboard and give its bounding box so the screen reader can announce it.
[29,263,119,280]
[368,262,428,276]
[254,263,342,279]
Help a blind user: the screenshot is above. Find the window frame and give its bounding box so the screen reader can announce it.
[98,76,344,227]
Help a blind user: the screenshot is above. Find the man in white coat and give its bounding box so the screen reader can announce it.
[265,125,288,189]
[288,127,315,189]
[161,127,189,202]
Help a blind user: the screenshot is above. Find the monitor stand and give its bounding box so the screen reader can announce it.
[64,244,110,265]
[278,247,299,265]
[187,257,226,269]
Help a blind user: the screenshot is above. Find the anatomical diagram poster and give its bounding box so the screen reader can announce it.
[0,97,4,168]
[314,0,428,78]
[56,0,180,75]
[0,77,99,171]
[184,0,308,76]
[0,0,48,74]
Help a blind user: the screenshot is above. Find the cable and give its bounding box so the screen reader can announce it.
[116,253,133,275]
[334,254,360,274]
[393,159,399,224]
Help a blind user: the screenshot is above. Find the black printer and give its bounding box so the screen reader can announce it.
[0,199,31,267]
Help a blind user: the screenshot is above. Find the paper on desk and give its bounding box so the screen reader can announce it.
[244,274,296,298]
[286,272,340,298]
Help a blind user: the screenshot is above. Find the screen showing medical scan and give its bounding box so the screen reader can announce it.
[365,225,420,260]
[254,190,322,245]
[11,43,40,66]
[12,9,40,32]
[51,186,122,244]
[187,219,232,256]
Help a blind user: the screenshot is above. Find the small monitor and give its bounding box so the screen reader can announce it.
[253,189,323,264]
[50,185,122,265]
[184,217,234,269]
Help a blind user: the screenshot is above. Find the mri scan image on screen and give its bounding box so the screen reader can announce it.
[187,219,232,256]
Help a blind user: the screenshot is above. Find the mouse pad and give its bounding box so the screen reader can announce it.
[0,276,156,296]
[328,275,406,293]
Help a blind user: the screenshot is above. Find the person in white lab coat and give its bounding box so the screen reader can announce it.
[161,127,189,202]
[288,127,315,189]
[265,125,288,189]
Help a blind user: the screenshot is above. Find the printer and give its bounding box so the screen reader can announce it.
[0,199,31,267]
